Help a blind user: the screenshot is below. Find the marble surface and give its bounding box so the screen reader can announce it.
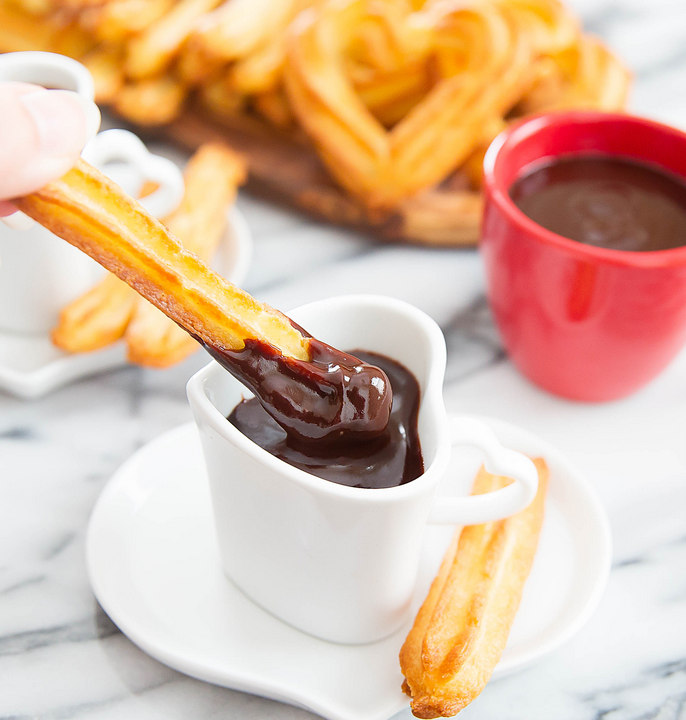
[2,2,686,718]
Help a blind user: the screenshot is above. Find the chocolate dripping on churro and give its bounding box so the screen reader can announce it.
[202,320,393,447]
[16,158,398,450]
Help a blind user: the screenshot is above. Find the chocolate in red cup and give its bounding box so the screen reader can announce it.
[481,111,686,402]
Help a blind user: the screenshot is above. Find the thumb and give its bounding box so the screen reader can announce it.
[0,82,100,202]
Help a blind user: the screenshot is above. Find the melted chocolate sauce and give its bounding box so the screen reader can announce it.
[510,155,686,252]
[203,332,392,446]
[228,350,424,489]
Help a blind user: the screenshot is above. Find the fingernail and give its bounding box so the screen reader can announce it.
[20,89,100,158]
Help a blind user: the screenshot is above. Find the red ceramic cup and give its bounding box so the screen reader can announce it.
[481,111,686,402]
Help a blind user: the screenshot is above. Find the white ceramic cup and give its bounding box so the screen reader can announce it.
[0,49,96,98]
[187,295,539,645]
[0,52,183,335]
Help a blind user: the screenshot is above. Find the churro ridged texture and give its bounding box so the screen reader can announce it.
[400,458,549,718]
[0,0,630,243]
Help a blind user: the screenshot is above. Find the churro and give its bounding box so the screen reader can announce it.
[17,157,392,444]
[113,74,186,126]
[400,458,549,718]
[17,159,306,360]
[282,0,568,211]
[51,143,246,365]
[124,0,221,80]
[52,273,136,353]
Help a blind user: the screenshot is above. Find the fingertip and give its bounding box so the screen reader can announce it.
[19,89,92,159]
[0,86,100,199]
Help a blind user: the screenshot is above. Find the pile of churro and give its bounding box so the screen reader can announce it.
[0,0,630,244]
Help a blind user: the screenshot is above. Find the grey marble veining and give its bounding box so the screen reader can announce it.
[2,1,686,718]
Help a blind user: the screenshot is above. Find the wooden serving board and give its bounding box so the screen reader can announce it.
[152,107,482,247]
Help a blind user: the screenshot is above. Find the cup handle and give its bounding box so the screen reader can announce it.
[428,415,539,525]
[82,129,184,219]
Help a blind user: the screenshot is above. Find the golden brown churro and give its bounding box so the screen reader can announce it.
[51,143,246,365]
[124,0,221,80]
[400,458,549,718]
[112,75,186,126]
[52,273,136,353]
[18,157,393,445]
[16,158,307,361]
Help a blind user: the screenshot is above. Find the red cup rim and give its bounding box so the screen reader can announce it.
[482,111,686,268]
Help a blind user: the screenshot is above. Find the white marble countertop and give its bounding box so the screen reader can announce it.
[2,1,686,718]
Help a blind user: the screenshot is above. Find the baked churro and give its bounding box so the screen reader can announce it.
[51,142,246,365]
[16,159,391,444]
[400,458,549,718]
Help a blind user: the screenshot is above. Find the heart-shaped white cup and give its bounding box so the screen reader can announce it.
[187,294,538,644]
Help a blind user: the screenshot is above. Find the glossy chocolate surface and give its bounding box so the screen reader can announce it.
[228,350,424,489]
[204,332,392,446]
[510,155,686,251]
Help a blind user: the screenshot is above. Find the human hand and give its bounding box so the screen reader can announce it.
[0,82,100,216]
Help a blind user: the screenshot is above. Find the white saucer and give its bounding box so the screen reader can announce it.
[86,418,611,720]
[0,208,252,399]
